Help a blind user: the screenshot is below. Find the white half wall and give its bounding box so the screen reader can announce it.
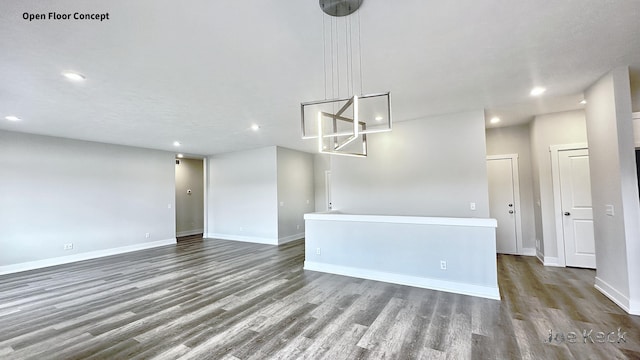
[207,147,278,244]
[0,130,176,272]
[304,213,499,300]
[585,67,640,315]
[330,110,490,218]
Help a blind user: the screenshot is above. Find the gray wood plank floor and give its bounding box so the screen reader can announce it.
[1,238,638,359]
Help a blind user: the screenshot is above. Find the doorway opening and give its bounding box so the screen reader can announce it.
[175,157,205,242]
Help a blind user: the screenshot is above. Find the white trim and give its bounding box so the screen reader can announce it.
[595,277,639,315]
[206,233,278,245]
[176,229,204,237]
[536,250,562,267]
[0,238,177,276]
[304,213,497,228]
[487,154,524,254]
[542,256,562,267]
[630,299,640,316]
[549,143,588,268]
[278,233,305,245]
[520,248,537,256]
[304,261,500,301]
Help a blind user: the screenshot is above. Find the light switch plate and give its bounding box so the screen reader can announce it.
[605,204,615,216]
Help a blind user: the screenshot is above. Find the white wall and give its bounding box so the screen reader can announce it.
[207,147,278,244]
[175,158,204,237]
[485,124,537,252]
[0,130,176,273]
[276,147,315,243]
[529,110,588,260]
[585,67,640,315]
[330,110,490,218]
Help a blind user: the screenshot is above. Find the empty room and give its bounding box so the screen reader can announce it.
[1,1,640,359]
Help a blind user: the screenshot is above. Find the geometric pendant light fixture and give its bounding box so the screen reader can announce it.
[301,0,392,157]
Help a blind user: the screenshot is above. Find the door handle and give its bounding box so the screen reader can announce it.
[508,210,514,214]
[564,212,571,216]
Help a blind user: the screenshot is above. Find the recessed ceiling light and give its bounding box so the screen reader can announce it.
[62,71,86,81]
[530,87,546,96]
[490,117,501,124]
[173,141,181,147]
[580,99,587,105]
[374,116,383,122]
[5,115,21,121]
[177,153,184,158]
[251,124,260,131]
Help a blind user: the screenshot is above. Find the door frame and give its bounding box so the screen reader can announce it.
[487,154,524,255]
[550,143,588,267]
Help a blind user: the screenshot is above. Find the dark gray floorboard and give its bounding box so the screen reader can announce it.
[1,239,638,359]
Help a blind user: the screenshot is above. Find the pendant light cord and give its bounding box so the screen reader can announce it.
[323,13,327,100]
[358,10,363,95]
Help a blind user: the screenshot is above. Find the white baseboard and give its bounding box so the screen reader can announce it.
[631,299,640,316]
[176,229,204,237]
[206,233,278,245]
[595,277,639,315]
[520,248,537,256]
[0,238,177,276]
[304,261,500,301]
[536,253,562,267]
[278,233,305,245]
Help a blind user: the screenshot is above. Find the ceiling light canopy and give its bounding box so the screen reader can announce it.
[530,87,546,96]
[177,153,184,158]
[490,117,501,124]
[62,71,86,81]
[251,124,260,131]
[5,115,21,121]
[319,0,362,17]
[173,141,181,147]
[580,99,587,105]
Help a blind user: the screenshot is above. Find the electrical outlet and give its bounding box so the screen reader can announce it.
[239,226,243,232]
[470,202,476,211]
[440,260,447,270]
[297,224,301,230]
[145,233,150,238]
[63,243,73,250]
[316,247,321,255]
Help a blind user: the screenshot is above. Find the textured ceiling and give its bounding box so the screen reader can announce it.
[1,0,639,156]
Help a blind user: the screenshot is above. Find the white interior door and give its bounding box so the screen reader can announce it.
[559,149,596,268]
[487,157,518,254]
[325,170,332,211]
